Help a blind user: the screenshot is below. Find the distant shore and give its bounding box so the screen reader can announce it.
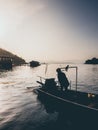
[85,57,98,64]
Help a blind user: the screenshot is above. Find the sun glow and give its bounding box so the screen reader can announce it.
[0,0,97,62]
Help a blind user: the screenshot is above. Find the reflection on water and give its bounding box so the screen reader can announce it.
[0,64,98,130]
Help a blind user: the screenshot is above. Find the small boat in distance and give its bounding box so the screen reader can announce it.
[30,60,40,67]
[35,65,98,128]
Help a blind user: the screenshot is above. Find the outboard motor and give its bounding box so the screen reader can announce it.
[44,78,57,91]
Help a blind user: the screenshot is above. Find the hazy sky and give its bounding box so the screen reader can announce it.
[0,0,98,62]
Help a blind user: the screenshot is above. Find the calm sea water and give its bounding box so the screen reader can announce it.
[0,64,98,130]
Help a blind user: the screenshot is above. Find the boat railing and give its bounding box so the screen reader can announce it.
[37,77,72,93]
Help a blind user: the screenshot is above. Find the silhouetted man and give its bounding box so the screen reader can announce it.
[56,68,69,91]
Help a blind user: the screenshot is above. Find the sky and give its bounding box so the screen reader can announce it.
[0,0,98,62]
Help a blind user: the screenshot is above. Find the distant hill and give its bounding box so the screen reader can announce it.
[0,48,26,65]
[85,57,98,64]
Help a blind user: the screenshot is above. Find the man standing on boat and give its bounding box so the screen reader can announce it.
[56,68,69,91]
